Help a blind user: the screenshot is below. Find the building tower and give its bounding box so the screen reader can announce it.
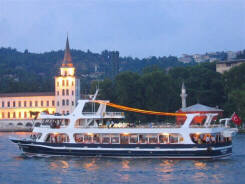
[180,82,187,109]
[55,36,80,114]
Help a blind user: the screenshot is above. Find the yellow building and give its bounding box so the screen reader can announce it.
[0,37,80,128]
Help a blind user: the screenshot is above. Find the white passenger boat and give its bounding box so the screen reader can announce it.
[10,94,238,159]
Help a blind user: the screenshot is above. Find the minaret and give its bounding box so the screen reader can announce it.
[180,82,187,109]
[55,36,80,115]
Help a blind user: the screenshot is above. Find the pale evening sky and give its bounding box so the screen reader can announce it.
[0,0,244,58]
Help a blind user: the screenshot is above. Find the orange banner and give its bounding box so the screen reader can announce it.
[93,100,186,117]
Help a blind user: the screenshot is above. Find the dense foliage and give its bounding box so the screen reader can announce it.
[95,62,245,123]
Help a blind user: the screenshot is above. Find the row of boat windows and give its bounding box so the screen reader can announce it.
[1,100,55,108]
[190,133,231,144]
[60,133,183,144]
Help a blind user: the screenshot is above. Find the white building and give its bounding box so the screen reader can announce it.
[0,37,80,128]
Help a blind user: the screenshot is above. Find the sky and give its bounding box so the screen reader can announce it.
[0,0,245,58]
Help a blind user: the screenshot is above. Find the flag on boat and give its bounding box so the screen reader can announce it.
[231,112,242,125]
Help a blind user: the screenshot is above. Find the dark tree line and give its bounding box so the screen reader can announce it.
[93,62,245,123]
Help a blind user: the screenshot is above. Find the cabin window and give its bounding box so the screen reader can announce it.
[148,134,158,144]
[159,134,169,144]
[129,134,138,144]
[84,134,93,143]
[169,133,181,144]
[102,134,110,144]
[111,134,120,144]
[93,134,100,144]
[45,133,69,143]
[120,134,129,144]
[74,134,84,143]
[139,134,147,144]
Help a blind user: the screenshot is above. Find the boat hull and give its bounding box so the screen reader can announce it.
[11,139,232,159]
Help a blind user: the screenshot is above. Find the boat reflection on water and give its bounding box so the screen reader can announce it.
[83,158,99,171]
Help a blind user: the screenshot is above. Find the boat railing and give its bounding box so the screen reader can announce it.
[75,124,182,129]
[189,124,227,128]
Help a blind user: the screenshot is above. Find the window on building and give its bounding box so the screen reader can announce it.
[13,112,16,118]
[2,102,4,108]
[13,101,15,107]
[2,112,4,119]
[24,112,27,118]
[35,101,38,107]
[72,101,74,106]
[66,100,69,105]
[19,112,21,118]
[62,80,65,86]
[47,101,49,107]
[57,81,59,86]
[52,100,55,106]
[18,101,21,107]
[57,101,59,106]
[7,102,10,107]
[62,100,65,106]
[72,81,74,86]
[66,80,69,86]
[24,101,26,107]
[72,90,74,96]
[62,89,65,96]
[8,112,10,119]
[67,111,69,115]
[30,101,32,107]
[62,111,65,115]
[57,91,59,96]
[66,89,69,96]
[41,101,43,106]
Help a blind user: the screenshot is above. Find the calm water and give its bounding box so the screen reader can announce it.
[0,132,245,184]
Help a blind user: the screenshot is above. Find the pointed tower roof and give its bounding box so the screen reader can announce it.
[62,36,73,67]
[181,82,185,90]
